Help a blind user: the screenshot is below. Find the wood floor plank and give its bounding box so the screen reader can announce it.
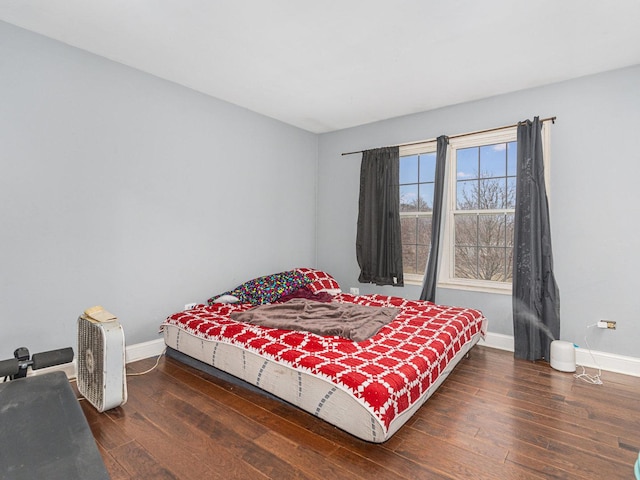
[462,378,640,449]
[129,373,273,479]
[433,381,634,461]
[74,346,639,480]
[109,440,178,479]
[393,427,545,480]
[96,443,131,480]
[115,410,216,480]
[253,430,366,480]
[85,404,133,451]
[327,444,452,480]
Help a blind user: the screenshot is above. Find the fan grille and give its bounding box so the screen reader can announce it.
[77,315,127,412]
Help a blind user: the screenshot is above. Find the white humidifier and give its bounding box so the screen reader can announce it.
[550,340,576,372]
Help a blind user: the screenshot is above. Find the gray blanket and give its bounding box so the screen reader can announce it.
[230,299,399,342]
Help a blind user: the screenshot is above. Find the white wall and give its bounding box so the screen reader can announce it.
[3,18,639,365]
[317,65,640,359]
[0,22,318,355]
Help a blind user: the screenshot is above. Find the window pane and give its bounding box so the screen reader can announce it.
[505,177,516,209]
[402,244,417,274]
[419,152,436,183]
[400,184,419,212]
[400,155,418,184]
[505,247,513,281]
[480,144,507,178]
[479,178,504,209]
[478,247,508,281]
[505,213,515,247]
[417,216,432,246]
[457,179,478,209]
[478,214,506,247]
[455,246,477,279]
[457,147,478,180]
[507,141,517,176]
[400,216,417,245]
[454,214,478,247]
[417,245,430,273]
[418,183,434,211]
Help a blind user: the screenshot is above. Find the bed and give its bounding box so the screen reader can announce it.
[162,268,487,443]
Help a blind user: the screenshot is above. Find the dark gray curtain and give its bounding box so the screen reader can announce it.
[513,117,560,361]
[420,135,449,302]
[356,146,404,286]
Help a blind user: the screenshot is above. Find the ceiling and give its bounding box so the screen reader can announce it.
[2,1,640,133]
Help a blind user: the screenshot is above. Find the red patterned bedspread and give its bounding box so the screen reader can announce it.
[163,293,486,430]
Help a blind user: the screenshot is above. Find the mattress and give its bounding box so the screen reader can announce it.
[162,292,486,443]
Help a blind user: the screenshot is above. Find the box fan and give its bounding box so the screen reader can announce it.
[77,306,127,412]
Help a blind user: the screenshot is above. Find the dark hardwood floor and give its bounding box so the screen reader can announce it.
[76,346,640,479]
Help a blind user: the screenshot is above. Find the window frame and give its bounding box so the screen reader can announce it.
[399,122,551,294]
[439,126,518,294]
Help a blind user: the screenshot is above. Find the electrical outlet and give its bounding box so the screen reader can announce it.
[349,287,360,295]
[184,302,198,311]
[597,320,616,329]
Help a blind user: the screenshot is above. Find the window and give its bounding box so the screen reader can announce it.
[399,144,436,277]
[398,124,548,293]
[450,131,517,286]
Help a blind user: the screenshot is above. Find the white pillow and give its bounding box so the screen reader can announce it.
[213,294,240,304]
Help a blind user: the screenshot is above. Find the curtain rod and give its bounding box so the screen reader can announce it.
[341,116,556,156]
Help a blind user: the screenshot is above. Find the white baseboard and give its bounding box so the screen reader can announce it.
[27,338,166,380]
[479,332,514,352]
[27,360,77,379]
[480,331,640,378]
[575,348,640,378]
[27,334,640,380]
[125,338,166,364]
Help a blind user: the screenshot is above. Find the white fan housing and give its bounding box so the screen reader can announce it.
[77,315,127,412]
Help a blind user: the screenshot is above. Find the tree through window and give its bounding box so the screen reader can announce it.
[453,141,516,282]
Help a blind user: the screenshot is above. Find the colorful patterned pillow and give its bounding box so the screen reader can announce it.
[295,268,342,294]
[208,270,311,306]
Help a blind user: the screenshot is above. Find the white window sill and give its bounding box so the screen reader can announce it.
[437,280,512,295]
[402,276,511,295]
